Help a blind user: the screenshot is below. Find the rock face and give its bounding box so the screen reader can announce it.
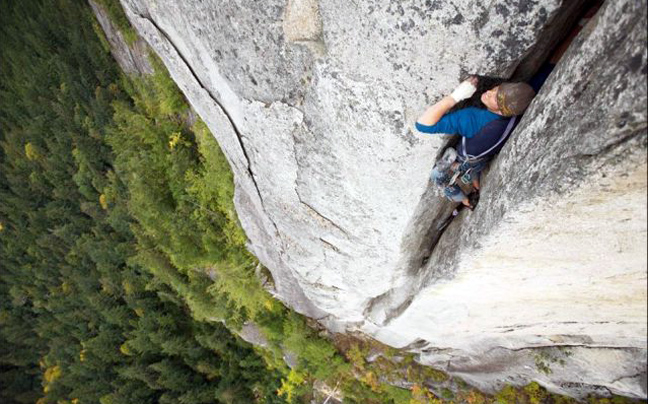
[89,0,153,76]
[117,0,647,398]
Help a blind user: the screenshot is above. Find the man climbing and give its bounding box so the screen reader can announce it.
[415,78,536,208]
[416,0,601,211]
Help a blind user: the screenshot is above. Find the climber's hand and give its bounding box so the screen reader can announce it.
[450,78,478,102]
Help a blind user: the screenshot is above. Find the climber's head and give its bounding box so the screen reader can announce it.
[481,82,536,116]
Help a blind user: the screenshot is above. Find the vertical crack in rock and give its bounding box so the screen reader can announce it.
[374,0,647,396]
[365,0,648,330]
[363,146,459,326]
[122,6,335,319]
[132,10,284,242]
[510,0,591,80]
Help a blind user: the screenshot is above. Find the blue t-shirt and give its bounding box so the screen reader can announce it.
[415,107,502,138]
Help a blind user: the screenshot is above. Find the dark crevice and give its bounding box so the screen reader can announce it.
[407,136,462,273]
[298,198,350,237]
[368,1,609,327]
[610,371,648,385]
[510,0,600,81]
[486,344,647,353]
[430,0,607,267]
[319,237,342,253]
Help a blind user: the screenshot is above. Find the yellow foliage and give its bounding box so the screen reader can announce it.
[410,384,426,403]
[122,280,134,295]
[119,343,132,356]
[101,282,113,295]
[495,385,519,404]
[523,382,548,404]
[72,399,79,404]
[134,308,144,317]
[44,365,62,383]
[99,193,108,210]
[37,398,48,404]
[277,369,305,403]
[25,142,40,160]
[276,383,293,402]
[107,83,119,96]
[0,222,4,232]
[61,282,72,294]
[465,390,488,404]
[168,132,188,150]
[79,349,87,362]
[346,344,366,370]
[362,371,381,392]
[409,384,439,404]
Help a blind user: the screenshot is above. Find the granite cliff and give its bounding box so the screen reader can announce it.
[115,0,647,398]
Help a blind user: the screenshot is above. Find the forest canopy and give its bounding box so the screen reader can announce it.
[0,1,285,403]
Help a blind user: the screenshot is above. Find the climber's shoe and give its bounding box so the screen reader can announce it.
[468,191,480,210]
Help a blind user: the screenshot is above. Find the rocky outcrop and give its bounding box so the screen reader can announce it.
[365,2,647,398]
[116,0,647,398]
[89,0,153,76]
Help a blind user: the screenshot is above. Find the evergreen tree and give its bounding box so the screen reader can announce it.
[0,1,284,402]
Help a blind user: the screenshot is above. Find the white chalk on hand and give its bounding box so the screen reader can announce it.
[450,81,477,102]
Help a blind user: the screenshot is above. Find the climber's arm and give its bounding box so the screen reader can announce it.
[416,77,478,129]
[416,96,457,127]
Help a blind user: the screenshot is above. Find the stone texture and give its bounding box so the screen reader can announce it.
[312,380,343,404]
[89,0,153,76]
[116,0,575,321]
[283,349,299,369]
[236,321,270,349]
[283,0,322,43]
[117,0,647,398]
[364,0,648,398]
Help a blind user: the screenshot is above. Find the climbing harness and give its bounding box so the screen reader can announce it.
[458,115,518,163]
[431,115,518,204]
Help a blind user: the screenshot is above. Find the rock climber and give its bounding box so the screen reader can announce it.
[415,77,536,208]
[415,1,600,211]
